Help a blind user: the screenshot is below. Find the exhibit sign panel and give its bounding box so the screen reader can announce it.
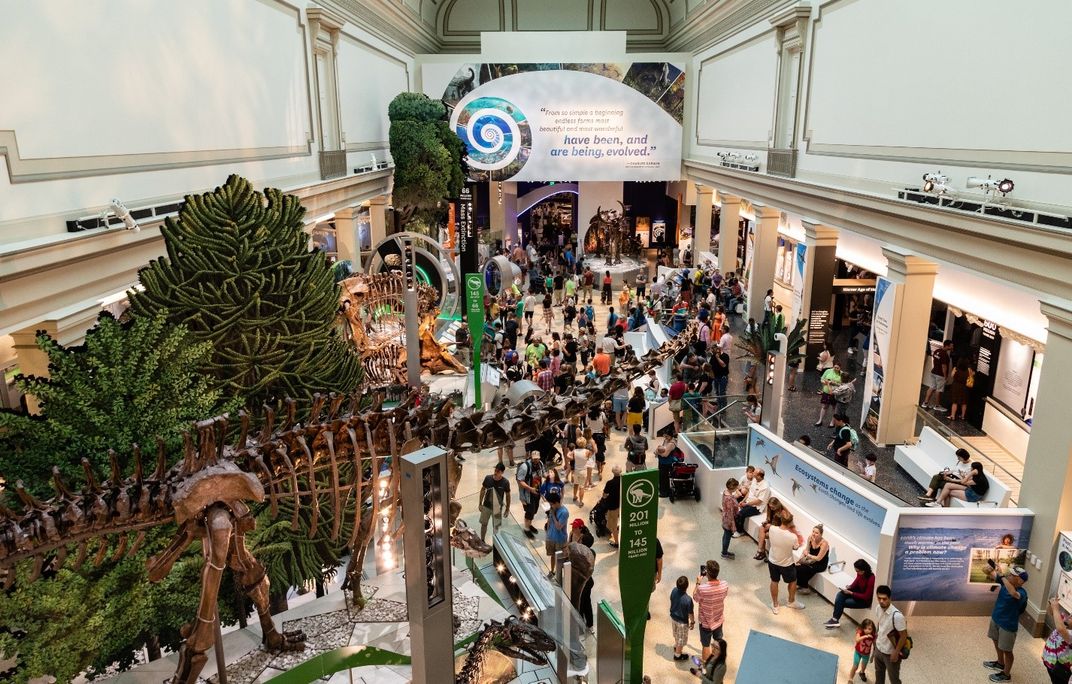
[437,63,684,182]
[747,427,888,558]
[457,184,477,276]
[618,469,659,684]
[1052,531,1072,612]
[891,512,1033,602]
[862,277,894,439]
[465,273,484,407]
[790,242,807,327]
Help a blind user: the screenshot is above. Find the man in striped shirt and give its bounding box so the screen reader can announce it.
[693,559,730,663]
[536,358,555,392]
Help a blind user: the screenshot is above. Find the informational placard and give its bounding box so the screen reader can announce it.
[790,242,807,327]
[1052,532,1072,612]
[618,469,659,684]
[993,335,1033,415]
[748,426,887,557]
[457,184,477,276]
[438,63,684,182]
[465,273,484,407]
[862,277,894,438]
[891,513,1033,601]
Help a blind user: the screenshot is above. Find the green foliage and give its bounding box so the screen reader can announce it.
[0,313,228,497]
[128,174,362,408]
[388,92,464,223]
[0,533,227,683]
[734,317,807,367]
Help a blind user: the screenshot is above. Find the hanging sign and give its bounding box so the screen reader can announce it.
[465,272,484,407]
[458,184,477,276]
[618,469,659,683]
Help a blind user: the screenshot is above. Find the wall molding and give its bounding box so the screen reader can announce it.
[599,0,665,36]
[345,141,389,152]
[800,0,1071,174]
[0,130,312,184]
[667,0,787,52]
[694,28,776,150]
[442,0,505,36]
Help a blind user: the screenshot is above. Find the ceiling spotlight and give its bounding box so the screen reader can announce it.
[107,199,140,232]
[967,176,1015,196]
[921,172,949,193]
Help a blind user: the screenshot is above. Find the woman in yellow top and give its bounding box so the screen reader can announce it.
[619,285,632,312]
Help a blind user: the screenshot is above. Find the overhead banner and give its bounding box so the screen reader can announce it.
[891,513,1033,601]
[862,277,894,438]
[791,242,807,326]
[748,427,887,558]
[618,469,659,684]
[439,63,684,182]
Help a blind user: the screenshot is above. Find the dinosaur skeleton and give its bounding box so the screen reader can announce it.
[337,272,465,384]
[456,617,557,684]
[0,322,696,684]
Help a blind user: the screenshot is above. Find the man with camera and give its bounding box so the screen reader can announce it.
[692,559,729,664]
[983,564,1029,682]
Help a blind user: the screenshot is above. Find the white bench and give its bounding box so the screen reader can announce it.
[742,507,873,624]
[894,427,1012,507]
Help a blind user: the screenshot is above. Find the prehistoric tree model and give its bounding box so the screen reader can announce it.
[0,314,230,681]
[129,174,362,407]
[387,92,465,230]
[0,324,698,684]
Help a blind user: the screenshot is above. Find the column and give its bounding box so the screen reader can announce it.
[334,206,362,271]
[1018,299,1072,634]
[368,195,387,249]
[489,181,505,245]
[799,221,839,371]
[717,193,740,276]
[502,182,519,248]
[10,310,98,414]
[866,246,938,445]
[745,204,781,320]
[693,185,713,262]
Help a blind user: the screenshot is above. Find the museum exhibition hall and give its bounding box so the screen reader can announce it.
[1,1,1070,683]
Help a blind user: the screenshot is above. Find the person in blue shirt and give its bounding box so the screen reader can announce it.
[670,576,696,660]
[984,565,1029,682]
[545,492,570,578]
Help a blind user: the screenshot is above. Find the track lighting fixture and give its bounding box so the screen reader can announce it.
[967,176,1015,196]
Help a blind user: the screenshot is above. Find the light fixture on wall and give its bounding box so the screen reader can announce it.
[921,172,953,195]
[967,176,1015,196]
[105,199,141,232]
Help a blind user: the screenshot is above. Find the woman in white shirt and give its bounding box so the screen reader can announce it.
[571,438,593,506]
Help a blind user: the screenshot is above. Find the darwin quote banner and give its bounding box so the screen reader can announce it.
[438,63,685,182]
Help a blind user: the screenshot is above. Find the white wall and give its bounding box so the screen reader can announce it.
[684,0,1072,211]
[0,0,412,244]
[693,31,776,150]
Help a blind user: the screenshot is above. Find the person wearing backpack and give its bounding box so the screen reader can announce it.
[624,424,649,473]
[983,566,1029,682]
[873,585,909,684]
[827,413,857,468]
[516,451,546,539]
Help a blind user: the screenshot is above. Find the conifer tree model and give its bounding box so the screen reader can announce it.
[130,175,361,406]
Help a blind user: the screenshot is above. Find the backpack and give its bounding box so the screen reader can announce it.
[966,368,976,388]
[833,382,855,404]
[841,426,860,450]
[887,609,913,659]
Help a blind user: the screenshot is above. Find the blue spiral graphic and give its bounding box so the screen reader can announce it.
[455,97,531,173]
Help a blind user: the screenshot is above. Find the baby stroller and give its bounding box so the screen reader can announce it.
[589,499,611,538]
[668,461,701,503]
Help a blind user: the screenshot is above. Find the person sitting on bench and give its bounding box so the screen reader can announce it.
[917,448,972,503]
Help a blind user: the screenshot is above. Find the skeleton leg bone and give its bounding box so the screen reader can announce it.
[229,519,306,653]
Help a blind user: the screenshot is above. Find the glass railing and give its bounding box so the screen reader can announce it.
[681,394,752,432]
[682,428,749,469]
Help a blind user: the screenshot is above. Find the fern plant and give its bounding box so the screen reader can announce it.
[734,317,807,368]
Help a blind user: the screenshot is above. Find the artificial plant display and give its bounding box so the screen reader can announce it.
[129,174,362,407]
[387,92,464,228]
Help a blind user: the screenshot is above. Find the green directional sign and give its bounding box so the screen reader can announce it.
[464,272,484,408]
[618,468,659,683]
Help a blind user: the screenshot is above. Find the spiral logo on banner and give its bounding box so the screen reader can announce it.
[455,97,530,172]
